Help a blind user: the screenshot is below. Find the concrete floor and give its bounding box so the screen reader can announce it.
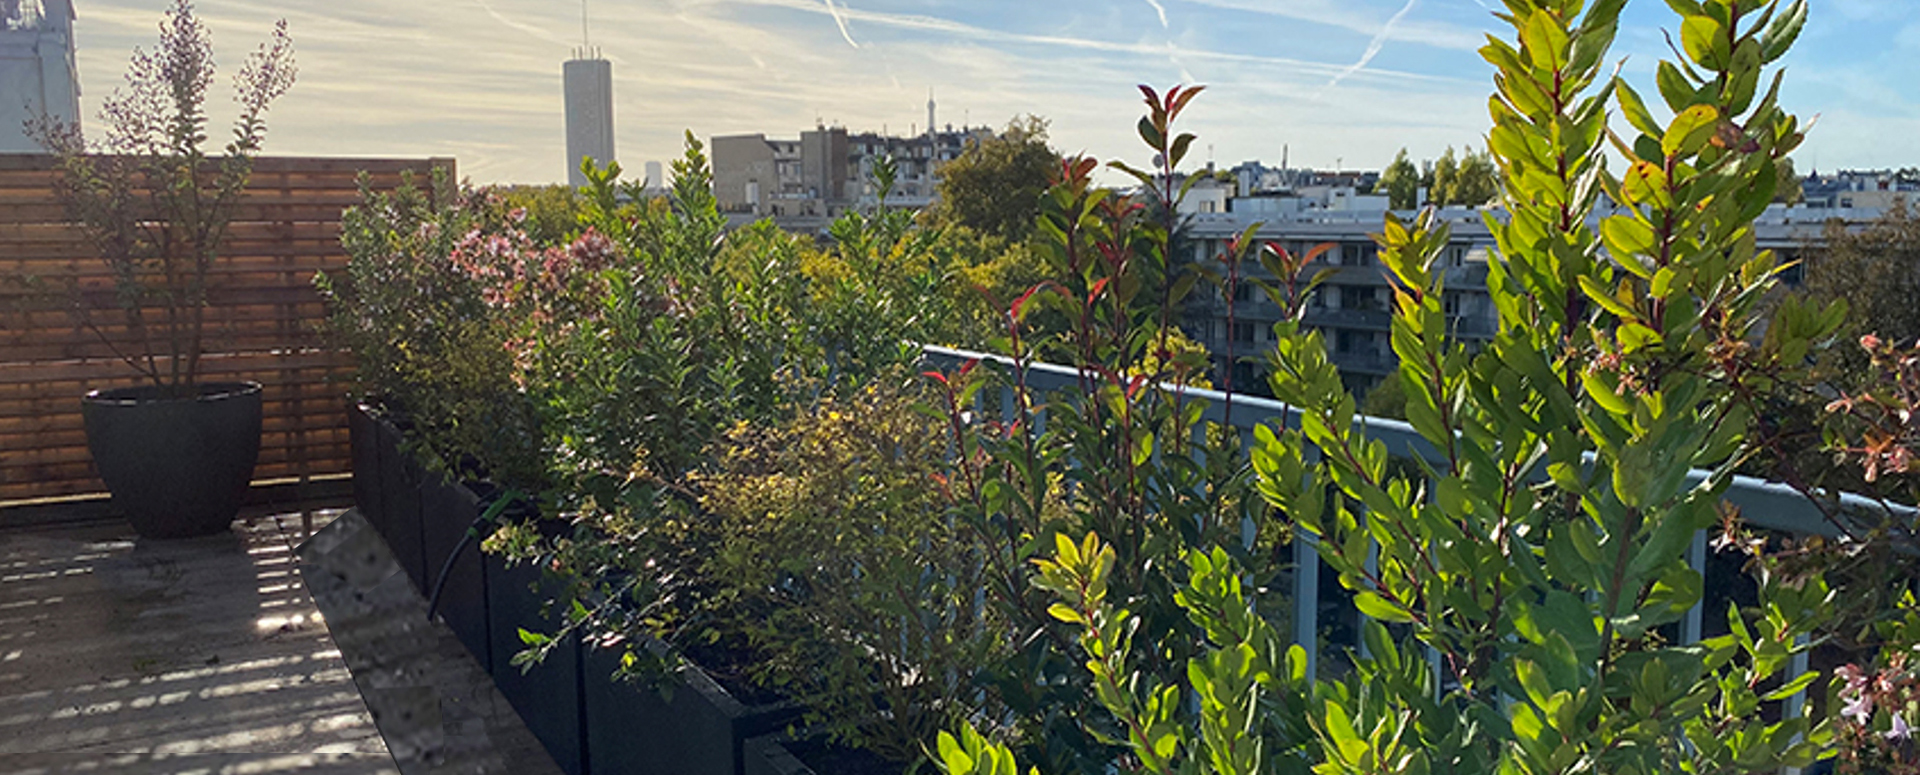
[0,504,564,775]
[0,510,393,774]
[297,510,561,775]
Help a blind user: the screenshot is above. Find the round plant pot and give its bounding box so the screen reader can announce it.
[81,382,264,539]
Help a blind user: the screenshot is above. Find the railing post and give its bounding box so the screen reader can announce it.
[1294,527,1320,680]
[1784,633,1811,775]
[1683,528,1707,645]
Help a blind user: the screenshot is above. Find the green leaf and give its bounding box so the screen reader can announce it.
[1656,61,1698,112]
[1582,370,1632,416]
[1355,591,1415,623]
[1522,9,1571,70]
[1763,670,1819,701]
[1680,15,1727,69]
[1663,104,1721,158]
[1615,80,1663,138]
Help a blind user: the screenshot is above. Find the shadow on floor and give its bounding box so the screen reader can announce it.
[0,510,393,774]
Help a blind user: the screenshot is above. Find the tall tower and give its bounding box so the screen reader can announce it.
[925,90,935,139]
[0,0,80,152]
[562,1,613,186]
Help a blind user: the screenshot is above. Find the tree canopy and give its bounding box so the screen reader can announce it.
[1424,145,1498,207]
[1373,149,1419,210]
[925,115,1059,241]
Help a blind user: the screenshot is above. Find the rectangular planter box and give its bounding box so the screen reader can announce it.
[744,734,812,775]
[348,403,385,527]
[375,418,429,595]
[583,644,802,775]
[419,473,491,667]
[488,555,586,775]
[356,405,818,775]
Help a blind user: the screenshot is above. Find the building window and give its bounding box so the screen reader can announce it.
[1340,285,1376,312]
[1337,329,1370,354]
[1232,321,1256,343]
[1341,242,1376,266]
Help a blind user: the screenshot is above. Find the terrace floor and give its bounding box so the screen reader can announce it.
[0,504,560,775]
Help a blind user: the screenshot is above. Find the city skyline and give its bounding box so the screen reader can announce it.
[58,0,1920,184]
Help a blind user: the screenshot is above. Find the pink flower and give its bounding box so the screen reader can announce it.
[1863,334,1884,351]
[567,228,618,272]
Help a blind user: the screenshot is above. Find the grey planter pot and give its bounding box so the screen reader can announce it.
[354,404,819,775]
[82,382,263,538]
[744,734,814,775]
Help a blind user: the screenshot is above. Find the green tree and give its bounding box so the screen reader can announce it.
[498,184,586,245]
[1449,145,1498,206]
[1373,148,1420,210]
[926,115,1059,241]
[1775,156,1803,204]
[1427,146,1456,205]
[1803,202,1920,371]
[1426,145,1499,206]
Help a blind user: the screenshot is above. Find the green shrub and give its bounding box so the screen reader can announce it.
[942,1,1847,773]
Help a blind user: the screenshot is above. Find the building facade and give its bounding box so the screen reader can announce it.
[0,0,78,152]
[711,122,993,222]
[1182,188,1877,396]
[562,52,614,187]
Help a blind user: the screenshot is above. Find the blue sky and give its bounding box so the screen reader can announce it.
[64,0,1920,184]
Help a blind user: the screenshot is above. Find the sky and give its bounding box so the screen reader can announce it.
[58,0,1920,185]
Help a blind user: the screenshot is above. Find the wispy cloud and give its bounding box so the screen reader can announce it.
[1179,0,1478,51]
[473,0,569,48]
[64,0,1913,184]
[821,0,860,48]
[1324,0,1420,90]
[728,0,1463,87]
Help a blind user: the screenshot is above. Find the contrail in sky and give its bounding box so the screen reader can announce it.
[823,0,860,47]
[474,0,568,46]
[1144,0,1169,28]
[1325,0,1420,89]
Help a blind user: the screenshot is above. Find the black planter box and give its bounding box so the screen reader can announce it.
[374,418,429,594]
[419,473,491,666]
[487,555,586,775]
[744,730,895,775]
[352,403,821,775]
[348,404,385,528]
[583,644,802,775]
[744,734,813,775]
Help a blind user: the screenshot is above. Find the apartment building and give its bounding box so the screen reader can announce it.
[1182,187,1877,396]
[710,122,993,221]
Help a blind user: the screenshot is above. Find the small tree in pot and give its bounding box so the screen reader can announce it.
[28,0,294,538]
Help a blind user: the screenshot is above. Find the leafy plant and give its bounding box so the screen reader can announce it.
[318,173,551,488]
[29,0,294,394]
[698,375,1002,767]
[943,1,1845,773]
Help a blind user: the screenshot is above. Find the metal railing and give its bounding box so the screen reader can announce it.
[922,343,1914,726]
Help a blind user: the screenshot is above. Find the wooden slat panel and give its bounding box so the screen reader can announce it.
[0,153,451,501]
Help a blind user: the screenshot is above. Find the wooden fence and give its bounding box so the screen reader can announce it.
[0,154,453,503]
